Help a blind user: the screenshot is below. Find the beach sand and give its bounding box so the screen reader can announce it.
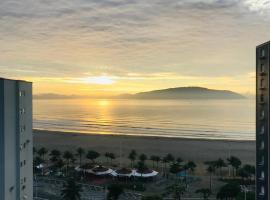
[34,129,255,167]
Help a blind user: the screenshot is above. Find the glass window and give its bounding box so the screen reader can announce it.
[261,126,265,134]
[261,79,265,88]
[261,141,264,149]
[261,64,265,73]
[261,171,265,179]
[261,49,266,57]
[261,110,265,119]
[261,186,265,195]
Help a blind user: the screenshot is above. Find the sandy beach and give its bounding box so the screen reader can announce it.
[34,129,255,166]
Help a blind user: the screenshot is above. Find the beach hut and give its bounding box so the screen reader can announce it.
[114,168,134,177]
[134,169,158,178]
[91,166,114,176]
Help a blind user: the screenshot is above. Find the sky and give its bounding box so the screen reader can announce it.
[0,0,270,96]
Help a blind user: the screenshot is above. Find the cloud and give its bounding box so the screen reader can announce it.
[0,0,269,94]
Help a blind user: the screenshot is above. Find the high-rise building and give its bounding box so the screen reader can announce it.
[0,78,33,200]
[256,41,270,199]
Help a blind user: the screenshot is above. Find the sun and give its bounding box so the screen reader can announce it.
[98,100,110,106]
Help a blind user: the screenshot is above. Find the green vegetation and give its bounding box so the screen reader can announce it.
[61,178,82,200]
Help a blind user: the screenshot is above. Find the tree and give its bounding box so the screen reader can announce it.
[76,147,85,167]
[170,163,181,177]
[196,188,211,200]
[162,157,169,176]
[86,150,100,163]
[167,183,186,200]
[128,150,137,167]
[242,164,255,180]
[227,156,242,177]
[155,156,161,169]
[215,158,227,176]
[176,157,183,164]
[206,164,215,192]
[105,152,110,164]
[217,183,241,200]
[165,154,175,164]
[61,179,82,200]
[108,153,116,165]
[137,161,148,174]
[142,195,163,200]
[50,149,61,163]
[107,184,124,200]
[63,151,74,176]
[139,154,148,163]
[37,147,48,162]
[150,156,157,168]
[186,161,197,173]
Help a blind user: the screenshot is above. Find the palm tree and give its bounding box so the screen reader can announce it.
[76,147,85,167]
[63,151,74,176]
[50,149,61,163]
[128,150,137,167]
[167,183,186,200]
[37,147,48,163]
[86,150,100,163]
[165,154,175,164]
[107,184,124,200]
[139,154,147,164]
[176,157,183,164]
[108,153,116,165]
[61,178,82,200]
[105,152,110,164]
[142,195,163,200]
[216,183,240,200]
[162,157,169,176]
[206,165,215,192]
[37,147,48,175]
[196,188,211,200]
[150,156,157,168]
[227,156,241,177]
[186,161,196,173]
[215,158,227,176]
[155,156,161,169]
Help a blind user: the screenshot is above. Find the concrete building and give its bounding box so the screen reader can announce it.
[256,41,270,199]
[0,78,33,200]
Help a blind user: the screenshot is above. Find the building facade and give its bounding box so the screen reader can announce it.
[256,41,270,199]
[0,78,33,200]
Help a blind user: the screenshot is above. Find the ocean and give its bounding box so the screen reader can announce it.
[33,98,255,141]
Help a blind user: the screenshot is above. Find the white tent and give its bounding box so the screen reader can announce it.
[133,170,158,178]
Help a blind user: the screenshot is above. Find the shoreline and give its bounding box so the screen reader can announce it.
[34,129,255,165]
[34,129,254,142]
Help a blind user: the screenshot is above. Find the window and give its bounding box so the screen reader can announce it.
[19,90,25,97]
[261,156,265,165]
[20,126,26,134]
[261,171,265,179]
[20,108,25,115]
[261,49,266,58]
[261,141,264,150]
[261,110,265,119]
[261,63,265,73]
[261,126,265,134]
[261,186,265,195]
[261,79,265,88]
